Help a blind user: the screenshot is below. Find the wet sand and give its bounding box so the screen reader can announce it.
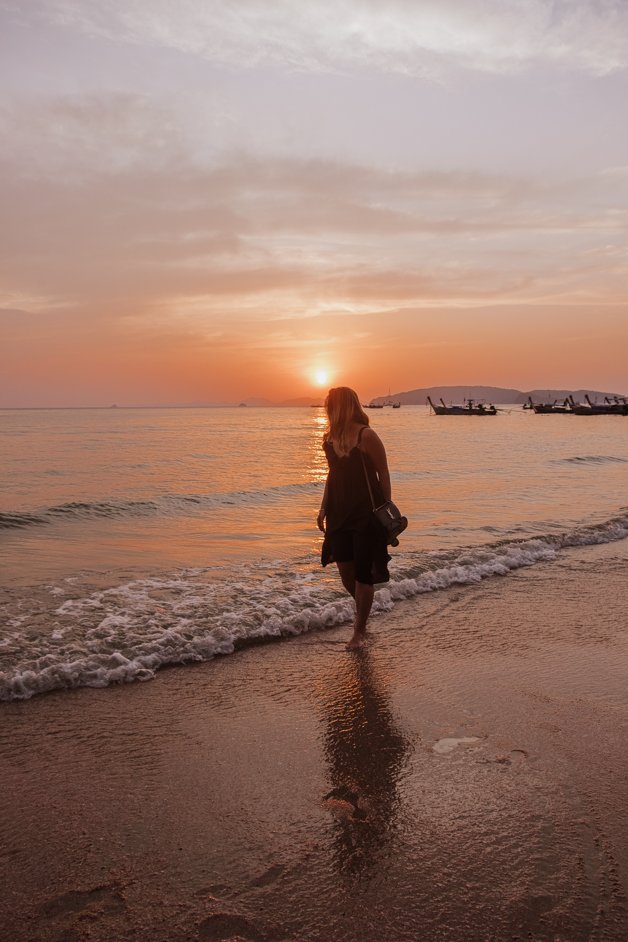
[1,540,628,941]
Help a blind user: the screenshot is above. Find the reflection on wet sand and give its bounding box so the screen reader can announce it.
[317,647,411,877]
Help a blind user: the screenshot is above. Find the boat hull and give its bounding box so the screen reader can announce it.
[430,406,497,415]
[427,395,497,415]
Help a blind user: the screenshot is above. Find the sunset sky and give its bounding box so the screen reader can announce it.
[1,0,627,406]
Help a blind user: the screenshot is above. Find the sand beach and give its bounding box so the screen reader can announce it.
[2,537,627,942]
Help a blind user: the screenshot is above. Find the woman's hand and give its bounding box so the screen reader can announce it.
[318,478,329,532]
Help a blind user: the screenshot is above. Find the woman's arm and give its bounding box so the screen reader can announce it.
[317,476,329,531]
[362,428,391,502]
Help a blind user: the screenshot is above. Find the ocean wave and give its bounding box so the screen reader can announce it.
[557,455,628,464]
[1,509,627,702]
[0,511,50,529]
[0,482,321,531]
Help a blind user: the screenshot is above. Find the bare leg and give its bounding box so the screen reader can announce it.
[354,580,374,630]
[347,580,374,650]
[347,581,375,650]
[336,561,356,599]
[336,563,374,649]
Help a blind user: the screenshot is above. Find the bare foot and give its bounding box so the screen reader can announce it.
[346,630,366,650]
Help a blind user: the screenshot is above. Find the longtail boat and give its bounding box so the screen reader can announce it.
[604,396,628,414]
[526,396,571,414]
[567,395,623,415]
[427,396,497,415]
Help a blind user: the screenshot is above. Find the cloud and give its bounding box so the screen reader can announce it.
[1,150,626,314]
[18,0,628,77]
[0,93,185,179]
[1,89,626,325]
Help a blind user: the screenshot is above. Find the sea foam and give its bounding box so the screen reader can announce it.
[1,510,627,701]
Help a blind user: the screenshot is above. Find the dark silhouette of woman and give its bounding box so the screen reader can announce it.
[317,387,393,649]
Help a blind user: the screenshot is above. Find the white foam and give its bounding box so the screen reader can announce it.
[433,737,481,755]
[2,510,627,701]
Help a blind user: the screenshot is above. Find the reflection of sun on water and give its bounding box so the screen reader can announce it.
[306,368,329,482]
[308,412,328,483]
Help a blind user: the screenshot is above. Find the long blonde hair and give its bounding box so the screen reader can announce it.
[324,387,369,456]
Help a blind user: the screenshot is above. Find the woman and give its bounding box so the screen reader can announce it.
[317,387,393,649]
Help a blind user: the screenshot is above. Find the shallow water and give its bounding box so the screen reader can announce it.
[1,405,627,699]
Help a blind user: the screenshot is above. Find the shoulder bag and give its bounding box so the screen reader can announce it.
[358,446,408,547]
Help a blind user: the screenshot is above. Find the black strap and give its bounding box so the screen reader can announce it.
[358,434,376,511]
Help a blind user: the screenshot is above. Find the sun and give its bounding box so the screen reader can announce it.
[313,369,329,387]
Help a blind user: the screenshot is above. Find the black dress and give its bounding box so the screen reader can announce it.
[321,427,390,586]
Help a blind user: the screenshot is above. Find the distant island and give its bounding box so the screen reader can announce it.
[233,386,625,408]
[367,385,625,406]
[175,387,627,408]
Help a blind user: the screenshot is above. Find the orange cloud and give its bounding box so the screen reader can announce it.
[2,92,627,406]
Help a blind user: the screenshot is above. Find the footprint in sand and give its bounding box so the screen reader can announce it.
[248,864,286,889]
[40,883,126,919]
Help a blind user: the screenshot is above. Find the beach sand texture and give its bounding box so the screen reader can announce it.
[1,539,627,942]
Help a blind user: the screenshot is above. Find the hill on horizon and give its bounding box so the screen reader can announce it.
[370,385,625,406]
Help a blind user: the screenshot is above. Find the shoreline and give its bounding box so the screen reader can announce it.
[1,539,627,941]
[3,506,628,700]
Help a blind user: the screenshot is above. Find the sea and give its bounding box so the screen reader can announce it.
[1,405,627,701]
